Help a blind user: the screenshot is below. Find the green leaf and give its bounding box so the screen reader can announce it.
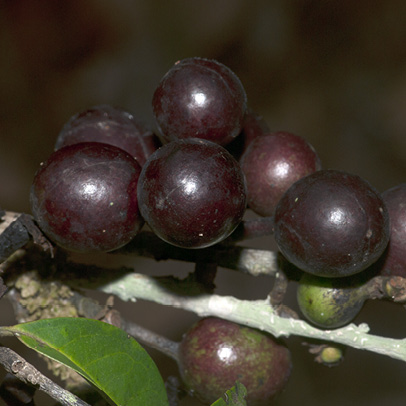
[211,382,247,406]
[1,318,169,406]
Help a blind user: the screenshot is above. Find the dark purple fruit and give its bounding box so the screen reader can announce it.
[377,183,406,277]
[240,132,321,217]
[178,317,292,405]
[239,109,270,149]
[55,105,161,166]
[297,273,367,329]
[274,169,390,277]
[137,139,247,248]
[30,142,144,252]
[226,108,270,160]
[152,57,247,146]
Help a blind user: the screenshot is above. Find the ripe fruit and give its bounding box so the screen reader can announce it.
[30,142,144,252]
[240,131,321,217]
[152,57,247,146]
[137,139,247,248]
[226,108,270,160]
[178,317,292,405]
[376,183,406,277]
[274,169,390,277]
[55,104,161,166]
[297,273,367,329]
[238,109,270,150]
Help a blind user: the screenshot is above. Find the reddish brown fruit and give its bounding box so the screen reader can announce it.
[178,317,292,405]
[55,105,161,166]
[30,142,144,252]
[137,139,247,249]
[241,132,321,217]
[152,57,247,146]
[274,169,390,277]
[377,183,406,277]
[226,108,270,160]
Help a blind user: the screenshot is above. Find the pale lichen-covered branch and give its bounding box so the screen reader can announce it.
[99,272,406,363]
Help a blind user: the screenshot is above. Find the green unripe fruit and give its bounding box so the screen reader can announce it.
[178,317,292,405]
[297,273,368,329]
[320,345,344,366]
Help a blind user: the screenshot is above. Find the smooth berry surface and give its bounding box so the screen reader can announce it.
[55,105,161,166]
[226,108,270,160]
[137,139,247,248]
[297,273,366,328]
[377,183,406,277]
[30,142,143,252]
[178,317,292,405]
[152,57,247,146]
[274,169,390,277]
[241,131,321,217]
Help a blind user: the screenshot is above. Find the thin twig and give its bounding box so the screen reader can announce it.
[98,272,406,363]
[269,270,289,306]
[0,211,278,278]
[193,262,217,292]
[0,212,30,263]
[71,293,181,362]
[122,318,180,362]
[116,231,278,277]
[7,278,181,364]
[0,346,90,406]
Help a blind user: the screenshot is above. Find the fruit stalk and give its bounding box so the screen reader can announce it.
[0,211,278,277]
[99,272,406,363]
[2,212,406,363]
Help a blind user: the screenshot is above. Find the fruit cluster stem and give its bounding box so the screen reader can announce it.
[99,272,406,363]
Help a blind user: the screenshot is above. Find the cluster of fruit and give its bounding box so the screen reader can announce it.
[29,57,406,404]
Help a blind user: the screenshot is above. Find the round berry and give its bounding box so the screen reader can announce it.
[30,142,144,252]
[377,183,406,277]
[152,57,247,146]
[137,139,247,248]
[178,317,292,405]
[55,105,161,166]
[297,273,367,329]
[226,108,270,160]
[240,132,321,217]
[274,169,390,277]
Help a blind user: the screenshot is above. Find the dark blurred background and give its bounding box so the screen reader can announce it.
[1,1,406,405]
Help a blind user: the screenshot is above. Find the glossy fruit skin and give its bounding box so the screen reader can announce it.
[297,273,367,329]
[240,132,321,217]
[226,108,270,160]
[152,57,247,146]
[178,317,292,405]
[137,139,247,248]
[274,169,390,277]
[55,105,161,166]
[376,184,406,277]
[30,142,144,252]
